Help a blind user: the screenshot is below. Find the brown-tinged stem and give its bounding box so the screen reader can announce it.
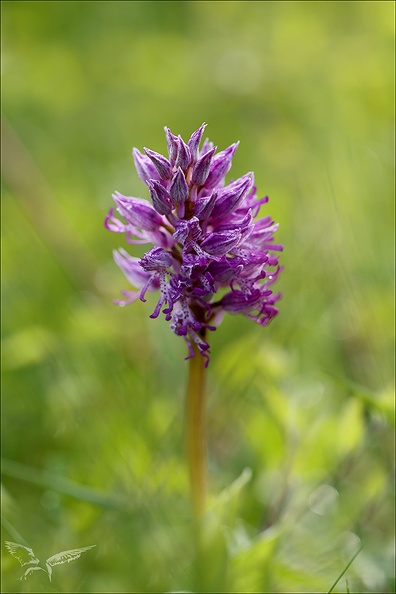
[185,342,207,519]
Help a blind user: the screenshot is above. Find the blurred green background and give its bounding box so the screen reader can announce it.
[1,1,394,592]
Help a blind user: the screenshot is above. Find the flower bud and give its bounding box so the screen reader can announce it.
[188,123,206,162]
[211,173,254,217]
[132,148,160,185]
[191,147,216,186]
[112,192,162,231]
[175,136,191,171]
[208,259,244,283]
[143,147,173,180]
[205,142,239,189]
[164,126,179,164]
[148,180,173,215]
[169,167,188,204]
[194,191,217,219]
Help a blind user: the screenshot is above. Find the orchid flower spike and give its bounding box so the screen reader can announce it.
[105,124,283,365]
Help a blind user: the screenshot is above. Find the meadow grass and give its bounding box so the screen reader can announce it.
[2,2,394,592]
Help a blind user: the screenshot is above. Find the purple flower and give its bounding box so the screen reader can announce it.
[105,124,283,365]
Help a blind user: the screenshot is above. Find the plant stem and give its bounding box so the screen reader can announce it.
[326,543,363,594]
[185,343,207,519]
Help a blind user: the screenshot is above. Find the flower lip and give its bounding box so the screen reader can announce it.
[113,248,157,288]
[140,246,174,271]
[173,217,201,246]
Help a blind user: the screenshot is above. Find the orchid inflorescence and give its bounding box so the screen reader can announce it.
[105,124,283,365]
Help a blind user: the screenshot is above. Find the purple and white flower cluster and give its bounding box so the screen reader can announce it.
[105,124,282,364]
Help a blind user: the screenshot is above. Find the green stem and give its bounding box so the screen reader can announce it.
[326,543,363,594]
[185,343,207,518]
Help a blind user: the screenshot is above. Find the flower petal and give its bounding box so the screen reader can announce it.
[200,229,242,255]
[205,142,239,189]
[211,173,254,218]
[112,192,163,231]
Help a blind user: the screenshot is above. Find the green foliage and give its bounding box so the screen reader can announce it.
[2,1,394,592]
